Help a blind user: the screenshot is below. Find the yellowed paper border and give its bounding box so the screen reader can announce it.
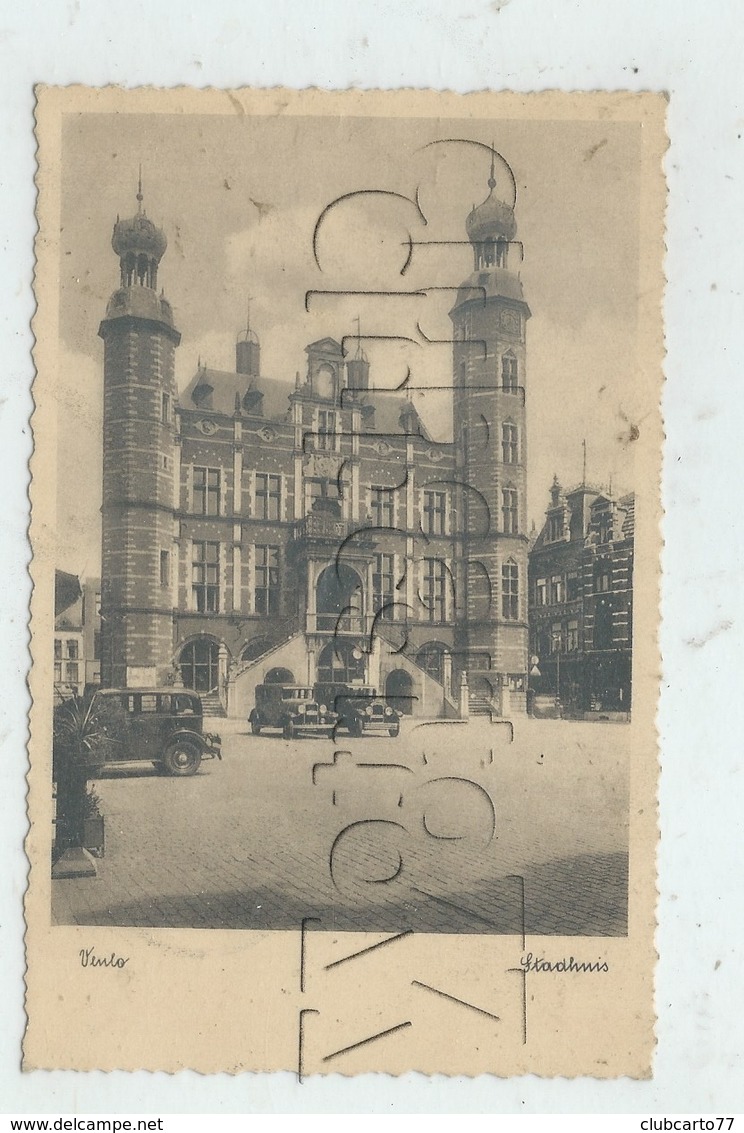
[26,86,666,1077]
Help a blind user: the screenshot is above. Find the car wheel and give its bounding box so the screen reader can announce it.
[388,723,400,738]
[283,718,295,740]
[162,739,202,776]
[251,715,262,735]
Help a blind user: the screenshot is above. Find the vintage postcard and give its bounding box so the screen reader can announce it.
[26,87,665,1076]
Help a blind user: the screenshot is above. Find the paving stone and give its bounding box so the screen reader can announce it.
[52,718,629,936]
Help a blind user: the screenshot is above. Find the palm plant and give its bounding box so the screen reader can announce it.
[52,694,109,852]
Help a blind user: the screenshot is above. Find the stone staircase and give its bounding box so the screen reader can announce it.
[199,689,227,717]
[468,691,496,717]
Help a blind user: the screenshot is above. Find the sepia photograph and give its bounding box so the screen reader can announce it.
[27,87,664,1076]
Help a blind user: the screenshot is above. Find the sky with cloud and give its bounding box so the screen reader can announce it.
[56,109,641,576]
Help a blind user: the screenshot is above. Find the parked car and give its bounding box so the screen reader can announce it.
[249,683,338,739]
[315,684,401,737]
[53,688,222,777]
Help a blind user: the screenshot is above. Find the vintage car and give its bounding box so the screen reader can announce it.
[315,684,401,737]
[249,683,338,739]
[53,688,222,777]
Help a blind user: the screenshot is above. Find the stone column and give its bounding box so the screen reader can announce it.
[501,679,511,718]
[218,643,229,708]
[459,670,470,719]
[442,650,453,701]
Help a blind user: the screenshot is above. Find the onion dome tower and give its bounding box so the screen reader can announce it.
[451,146,531,714]
[98,174,180,687]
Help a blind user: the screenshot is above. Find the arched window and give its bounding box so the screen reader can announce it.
[501,560,519,621]
[501,486,518,534]
[265,666,295,685]
[316,564,363,632]
[501,421,518,464]
[178,638,220,692]
[467,561,492,619]
[240,638,272,665]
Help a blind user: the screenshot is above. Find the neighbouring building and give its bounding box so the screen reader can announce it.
[54,572,101,702]
[528,476,634,718]
[97,153,532,718]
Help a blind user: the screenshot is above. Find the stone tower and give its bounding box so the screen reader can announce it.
[98,178,180,687]
[451,149,531,713]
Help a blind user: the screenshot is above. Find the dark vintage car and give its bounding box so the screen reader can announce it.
[53,688,222,777]
[249,683,338,739]
[315,684,401,737]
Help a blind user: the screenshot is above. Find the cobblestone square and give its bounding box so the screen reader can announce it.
[52,717,629,935]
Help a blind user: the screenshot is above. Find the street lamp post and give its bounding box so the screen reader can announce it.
[551,625,562,714]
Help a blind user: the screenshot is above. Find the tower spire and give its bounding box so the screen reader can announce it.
[488,141,496,191]
[136,164,144,214]
[582,438,587,486]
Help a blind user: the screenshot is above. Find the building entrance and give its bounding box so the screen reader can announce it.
[178,639,220,692]
[317,640,365,684]
[385,668,414,715]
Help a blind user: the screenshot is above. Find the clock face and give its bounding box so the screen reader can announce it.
[500,309,520,335]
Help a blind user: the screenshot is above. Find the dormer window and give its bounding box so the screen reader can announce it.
[598,513,613,544]
[548,513,564,541]
[192,383,213,410]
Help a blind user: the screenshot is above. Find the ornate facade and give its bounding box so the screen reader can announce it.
[98,155,532,717]
[528,477,635,718]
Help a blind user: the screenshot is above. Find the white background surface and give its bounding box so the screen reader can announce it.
[1,0,743,1114]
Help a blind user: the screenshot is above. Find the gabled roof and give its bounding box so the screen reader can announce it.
[361,391,432,440]
[55,570,82,617]
[305,337,344,356]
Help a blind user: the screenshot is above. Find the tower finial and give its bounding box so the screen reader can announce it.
[582,438,587,486]
[354,314,362,358]
[488,141,496,191]
[136,164,144,214]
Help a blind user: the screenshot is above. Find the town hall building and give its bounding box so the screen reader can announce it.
[98,155,531,718]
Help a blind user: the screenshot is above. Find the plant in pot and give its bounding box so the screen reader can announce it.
[82,785,105,857]
[52,694,109,876]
